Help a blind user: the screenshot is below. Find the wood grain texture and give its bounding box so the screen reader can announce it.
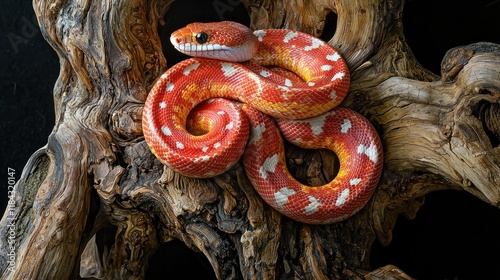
[0,0,498,279]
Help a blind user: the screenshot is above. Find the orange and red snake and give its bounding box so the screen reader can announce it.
[142,21,383,224]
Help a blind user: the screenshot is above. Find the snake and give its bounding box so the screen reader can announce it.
[142,21,383,224]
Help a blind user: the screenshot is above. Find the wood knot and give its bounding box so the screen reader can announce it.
[441,42,500,83]
[440,47,474,83]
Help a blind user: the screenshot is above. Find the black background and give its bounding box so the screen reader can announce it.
[1,0,500,279]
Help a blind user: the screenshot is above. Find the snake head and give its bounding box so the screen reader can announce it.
[170,21,258,62]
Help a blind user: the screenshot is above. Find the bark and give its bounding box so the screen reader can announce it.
[1,0,499,279]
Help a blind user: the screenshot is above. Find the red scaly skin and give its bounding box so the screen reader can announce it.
[142,21,383,224]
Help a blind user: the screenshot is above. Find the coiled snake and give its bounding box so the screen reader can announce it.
[142,21,383,224]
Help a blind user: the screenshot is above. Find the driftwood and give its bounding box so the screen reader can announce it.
[1,0,499,279]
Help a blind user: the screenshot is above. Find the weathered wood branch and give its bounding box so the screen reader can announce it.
[0,0,498,279]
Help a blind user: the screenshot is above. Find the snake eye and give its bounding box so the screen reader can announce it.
[195,32,208,44]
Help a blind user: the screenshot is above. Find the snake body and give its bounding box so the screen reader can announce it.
[142,21,383,224]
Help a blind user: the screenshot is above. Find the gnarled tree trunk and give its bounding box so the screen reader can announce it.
[1,0,499,279]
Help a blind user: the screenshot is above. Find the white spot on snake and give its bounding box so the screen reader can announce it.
[293,137,303,143]
[202,146,209,152]
[340,118,352,133]
[335,188,350,207]
[284,31,298,43]
[327,53,341,61]
[214,142,221,149]
[350,178,362,186]
[221,62,237,77]
[160,73,167,79]
[274,187,296,207]
[249,123,266,144]
[259,154,279,179]
[176,141,184,149]
[195,156,210,162]
[217,111,225,115]
[183,62,200,75]
[253,30,267,42]
[304,38,324,51]
[260,70,271,77]
[284,79,293,87]
[331,71,345,81]
[330,90,337,100]
[278,85,290,92]
[321,65,333,71]
[161,126,172,136]
[357,142,379,163]
[159,101,167,109]
[304,196,322,214]
[225,121,234,130]
[308,82,316,87]
[165,82,175,92]
[304,114,328,136]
